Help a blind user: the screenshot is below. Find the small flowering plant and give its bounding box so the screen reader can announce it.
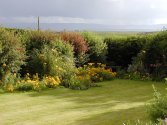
[78,63,117,83]
[43,76,61,88]
[16,73,40,91]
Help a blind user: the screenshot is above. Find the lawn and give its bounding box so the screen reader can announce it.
[0,79,166,125]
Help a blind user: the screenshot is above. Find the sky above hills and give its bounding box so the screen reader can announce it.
[1,0,167,31]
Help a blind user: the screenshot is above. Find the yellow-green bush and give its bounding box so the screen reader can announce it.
[82,32,107,63]
[0,28,26,81]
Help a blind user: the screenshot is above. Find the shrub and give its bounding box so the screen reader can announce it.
[78,63,116,83]
[127,50,147,74]
[22,30,59,76]
[2,72,19,92]
[130,31,167,81]
[60,32,88,66]
[82,32,107,63]
[26,31,57,51]
[60,32,88,55]
[43,76,61,88]
[121,72,152,81]
[105,36,146,68]
[0,28,26,80]
[147,85,167,122]
[67,75,93,90]
[143,36,167,81]
[16,73,40,91]
[16,82,35,91]
[25,38,76,79]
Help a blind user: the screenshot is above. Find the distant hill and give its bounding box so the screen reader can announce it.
[1,23,167,32]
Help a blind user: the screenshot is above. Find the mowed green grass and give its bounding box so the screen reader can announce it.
[0,79,166,125]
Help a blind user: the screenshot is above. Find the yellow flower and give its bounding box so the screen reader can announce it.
[2,63,6,67]
[13,73,17,77]
[7,84,14,92]
[44,76,60,88]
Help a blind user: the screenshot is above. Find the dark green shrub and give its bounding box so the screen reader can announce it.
[143,36,167,80]
[105,36,146,68]
[130,31,167,81]
[82,32,107,63]
[16,82,34,91]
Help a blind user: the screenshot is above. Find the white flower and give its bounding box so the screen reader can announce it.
[165,78,167,81]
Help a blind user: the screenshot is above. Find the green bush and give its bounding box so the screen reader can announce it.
[26,31,57,51]
[23,30,76,78]
[28,41,76,78]
[2,73,19,92]
[16,82,34,91]
[82,32,107,63]
[147,85,167,122]
[68,75,93,90]
[105,36,146,68]
[143,34,167,80]
[0,28,26,80]
[23,30,58,75]
[129,31,167,81]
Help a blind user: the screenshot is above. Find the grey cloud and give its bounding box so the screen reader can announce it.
[0,0,167,25]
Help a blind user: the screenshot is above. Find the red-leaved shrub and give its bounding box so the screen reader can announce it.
[60,32,88,55]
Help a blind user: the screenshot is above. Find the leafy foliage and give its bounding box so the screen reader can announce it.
[60,32,88,55]
[78,63,116,83]
[67,75,92,90]
[0,28,26,81]
[147,85,167,122]
[60,32,89,66]
[105,36,146,68]
[28,41,75,78]
[26,31,58,50]
[82,32,107,63]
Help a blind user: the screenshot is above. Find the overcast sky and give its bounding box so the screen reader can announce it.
[0,0,167,26]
